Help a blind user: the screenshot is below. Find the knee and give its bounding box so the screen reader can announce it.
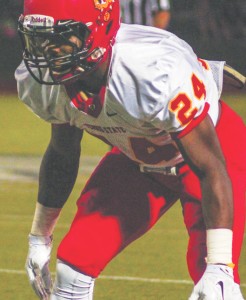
[51,260,95,299]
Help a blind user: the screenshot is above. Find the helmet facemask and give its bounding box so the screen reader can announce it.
[18,15,105,85]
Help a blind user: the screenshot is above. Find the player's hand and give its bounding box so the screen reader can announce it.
[188,264,240,300]
[26,234,53,299]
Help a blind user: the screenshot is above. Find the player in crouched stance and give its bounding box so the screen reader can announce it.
[15,0,246,299]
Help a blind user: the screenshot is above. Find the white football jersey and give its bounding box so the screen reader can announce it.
[15,24,225,170]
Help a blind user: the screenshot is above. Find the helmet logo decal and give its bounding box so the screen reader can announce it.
[23,14,54,27]
[57,20,73,26]
[104,11,110,21]
[94,0,113,10]
[94,0,114,22]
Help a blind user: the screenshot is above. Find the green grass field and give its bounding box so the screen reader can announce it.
[0,93,245,299]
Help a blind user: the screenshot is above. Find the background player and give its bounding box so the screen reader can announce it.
[120,0,171,29]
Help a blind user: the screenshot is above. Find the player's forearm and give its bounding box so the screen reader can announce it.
[30,202,61,236]
[201,168,233,229]
[38,141,81,208]
[30,142,81,236]
[201,168,234,265]
[153,11,170,29]
[176,115,233,230]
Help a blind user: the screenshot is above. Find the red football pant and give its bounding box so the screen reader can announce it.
[57,101,246,284]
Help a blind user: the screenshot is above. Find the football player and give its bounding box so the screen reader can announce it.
[15,0,246,299]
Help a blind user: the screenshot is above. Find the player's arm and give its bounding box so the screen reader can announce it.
[176,115,237,299]
[176,114,233,230]
[38,123,83,210]
[153,10,170,29]
[31,122,83,236]
[26,123,83,299]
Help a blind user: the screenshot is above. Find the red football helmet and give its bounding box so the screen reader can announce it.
[18,0,120,84]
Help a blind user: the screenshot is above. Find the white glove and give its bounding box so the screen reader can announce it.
[188,264,245,300]
[26,234,53,299]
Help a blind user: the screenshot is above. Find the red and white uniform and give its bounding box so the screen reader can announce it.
[16,24,223,170]
[15,24,246,283]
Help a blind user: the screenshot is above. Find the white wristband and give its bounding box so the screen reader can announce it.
[206,229,233,265]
